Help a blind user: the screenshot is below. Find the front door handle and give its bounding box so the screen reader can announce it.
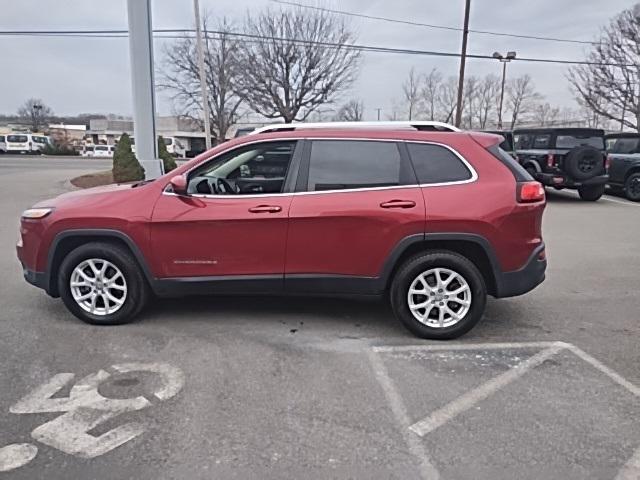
[248,205,282,213]
[380,200,416,209]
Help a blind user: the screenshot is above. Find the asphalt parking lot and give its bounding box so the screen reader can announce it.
[0,155,638,479]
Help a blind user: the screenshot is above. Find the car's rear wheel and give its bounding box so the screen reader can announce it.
[390,251,487,340]
[624,172,640,201]
[577,184,605,201]
[58,242,148,325]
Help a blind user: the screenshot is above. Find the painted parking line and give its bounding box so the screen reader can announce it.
[367,349,441,480]
[408,345,563,437]
[370,341,640,480]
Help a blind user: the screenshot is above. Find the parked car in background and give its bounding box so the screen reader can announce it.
[605,132,640,201]
[163,136,187,158]
[481,130,515,157]
[30,135,50,153]
[513,128,608,201]
[2,134,51,155]
[79,145,96,157]
[92,145,115,158]
[17,121,546,340]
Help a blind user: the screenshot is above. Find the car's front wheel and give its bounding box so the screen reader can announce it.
[390,251,487,340]
[58,242,149,325]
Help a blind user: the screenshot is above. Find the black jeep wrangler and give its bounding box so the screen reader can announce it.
[513,128,608,201]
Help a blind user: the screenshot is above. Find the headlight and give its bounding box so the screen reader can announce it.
[21,208,54,219]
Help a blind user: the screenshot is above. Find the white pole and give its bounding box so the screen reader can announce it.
[194,0,212,150]
[126,0,162,178]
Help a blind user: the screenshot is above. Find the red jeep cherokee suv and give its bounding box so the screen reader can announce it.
[17,122,546,339]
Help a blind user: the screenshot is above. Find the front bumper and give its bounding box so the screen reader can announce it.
[494,244,547,298]
[21,263,47,291]
[534,173,608,188]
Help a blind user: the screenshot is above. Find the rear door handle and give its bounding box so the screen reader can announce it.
[248,205,282,213]
[380,200,416,209]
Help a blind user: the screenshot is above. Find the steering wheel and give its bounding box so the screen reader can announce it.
[216,177,236,194]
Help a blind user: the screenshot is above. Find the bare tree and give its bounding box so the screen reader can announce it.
[461,76,480,129]
[533,102,561,126]
[505,75,542,128]
[437,76,459,124]
[402,67,421,120]
[421,68,443,121]
[160,18,243,142]
[334,99,364,121]
[235,6,360,123]
[568,6,640,130]
[17,98,53,132]
[472,74,501,129]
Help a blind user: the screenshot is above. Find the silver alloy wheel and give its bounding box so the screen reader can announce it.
[407,267,472,328]
[69,258,127,316]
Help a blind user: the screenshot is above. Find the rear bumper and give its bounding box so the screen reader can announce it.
[535,173,608,188]
[494,244,547,298]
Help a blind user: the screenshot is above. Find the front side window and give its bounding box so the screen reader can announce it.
[0,136,5,142]
[7,135,28,143]
[307,140,410,191]
[407,143,473,184]
[514,134,532,150]
[188,141,296,195]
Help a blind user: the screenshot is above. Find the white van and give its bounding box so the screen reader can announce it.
[3,134,50,154]
[92,145,115,157]
[30,135,50,153]
[163,136,187,158]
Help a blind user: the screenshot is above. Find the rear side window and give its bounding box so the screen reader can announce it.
[7,135,28,143]
[514,134,532,149]
[406,143,473,184]
[533,134,551,149]
[0,136,5,142]
[607,137,638,154]
[487,145,533,182]
[307,140,411,191]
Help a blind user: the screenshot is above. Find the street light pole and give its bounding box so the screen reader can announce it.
[193,0,212,150]
[493,51,516,130]
[454,0,471,128]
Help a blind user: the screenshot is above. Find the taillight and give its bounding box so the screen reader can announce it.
[605,155,612,171]
[546,154,555,168]
[517,181,545,203]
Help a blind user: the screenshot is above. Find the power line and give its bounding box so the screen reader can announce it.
[0,28,628,67]
[270,0,598,46]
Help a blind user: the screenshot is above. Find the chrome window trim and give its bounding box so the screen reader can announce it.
[165,136,478,199]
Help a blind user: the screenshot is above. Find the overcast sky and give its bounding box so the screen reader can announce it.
[0,0,635,121]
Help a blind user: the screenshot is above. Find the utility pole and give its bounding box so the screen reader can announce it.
[376,108,382,121]
[454,0,471,128]
[194,0,212,150]
[493,51,516,130]
[126,0,162,179]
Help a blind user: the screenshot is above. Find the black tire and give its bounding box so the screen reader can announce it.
[390,251,487,340]
[58,242,149,325]
[624,172,640,202]
[577,184,605,201]
[564,146,604,181]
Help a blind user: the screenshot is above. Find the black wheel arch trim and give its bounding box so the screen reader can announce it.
[45,229,156,296]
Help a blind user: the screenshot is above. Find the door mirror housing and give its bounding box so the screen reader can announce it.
[170,174,187,195]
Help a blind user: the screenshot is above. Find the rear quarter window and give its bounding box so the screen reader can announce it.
[406,143,473,184]
[487,145,533,182]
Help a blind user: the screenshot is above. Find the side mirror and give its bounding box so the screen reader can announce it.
[170,174,187,195]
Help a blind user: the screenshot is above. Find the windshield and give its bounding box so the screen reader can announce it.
[163,138,173,145]
[556,135,604,149]
[7,135,28,143]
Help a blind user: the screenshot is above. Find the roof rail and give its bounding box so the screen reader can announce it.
[249,121,460,135]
